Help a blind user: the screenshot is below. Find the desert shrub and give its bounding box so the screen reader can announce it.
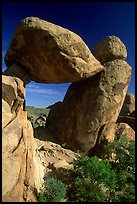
[71,134,135,202]
[72,155,116,202]
[104,134,135,202]
[38,176,67,202]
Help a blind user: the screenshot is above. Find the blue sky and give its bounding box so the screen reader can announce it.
[2,2,135,108]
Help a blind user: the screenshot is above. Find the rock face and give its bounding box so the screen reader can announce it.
[4,16,103,84]
[92,36,127,64]
[35,137,78,185]
[2,75,44,202]
[89,122,135,158]
[2,21,134,202]
[117,93,135,130]
[46,59,132,153]
[3,64,31,85]
[119,93,135,116]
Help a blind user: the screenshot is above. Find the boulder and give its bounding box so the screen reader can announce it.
[119,93,135,117]
[2,75,44,202]
[4,17,103,84]
[117,115,135,131]
[115,122,135,141]
[89,122,135,158]
[92,36,127,64]
[46,59,132,153]
[117,93,135,130]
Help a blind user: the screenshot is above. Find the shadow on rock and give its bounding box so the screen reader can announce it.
[34,126,62,144]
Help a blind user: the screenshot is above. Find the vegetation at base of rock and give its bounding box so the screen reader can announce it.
[69,134,135,202]
[37,176,67,202]
[37,134,135,202]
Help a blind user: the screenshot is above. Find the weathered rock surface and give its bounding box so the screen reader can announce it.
[89,122,135,157]
[92,36,127,64]
[115,123,135,141]
[117,93,135,130]
[46,59,132,153]
[4,16,103,84]
[35,136,79,185]
[119,93,135,116]
[2,75,44,202]
[3,64,31,85]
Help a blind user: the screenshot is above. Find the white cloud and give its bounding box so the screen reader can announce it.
[27,84,40,89]
[2,51,5,57]
[26,84,64,99]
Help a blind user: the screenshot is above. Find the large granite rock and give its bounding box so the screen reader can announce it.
[92,36,127,64]
[4,17,103,84]
[46,59,132,153]
[2,75,44,202]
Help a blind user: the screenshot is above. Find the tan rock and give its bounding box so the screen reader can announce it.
[2,115,22,153]
[115,123,135,141]
[2,75,25,115]
[88,122,135,158]
[51,159,72,171]
[92,36,127,64]
[46,59,132,153]
[88,122,117,157]
[2,159,20,196]
[4,16,103,83]
[117,115,135,130]
[119,93,135,116]
[2,75,17,107]
[2,75,44,202]
[3,64,31,85]
[2,99,15,128]
[117,93,135,130]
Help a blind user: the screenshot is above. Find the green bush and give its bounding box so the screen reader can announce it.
[72,155,116,202]
[71,134,135,202]
[38,176,67,202]
[104,134,135,202]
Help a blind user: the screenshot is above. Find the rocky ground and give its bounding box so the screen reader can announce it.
[34,126,80,188]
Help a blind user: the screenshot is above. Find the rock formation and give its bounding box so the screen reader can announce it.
[46,59,132,153]
[4,16,103,84]
[2,75,44,202]
[2,16,134,202]
[88,122,135,158]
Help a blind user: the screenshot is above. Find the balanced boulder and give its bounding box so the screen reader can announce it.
[4,17,103,83]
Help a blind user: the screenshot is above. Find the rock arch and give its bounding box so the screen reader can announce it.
[2,17,133,201]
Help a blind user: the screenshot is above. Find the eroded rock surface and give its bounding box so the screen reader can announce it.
[117,93,135,130]
[46,59,132,153]
[89,122,135,158]
[4,17,103,83]
[92,36,127,64]
[2,75,44,202]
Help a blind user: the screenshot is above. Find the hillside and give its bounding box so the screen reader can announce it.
[25,106,50,119]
